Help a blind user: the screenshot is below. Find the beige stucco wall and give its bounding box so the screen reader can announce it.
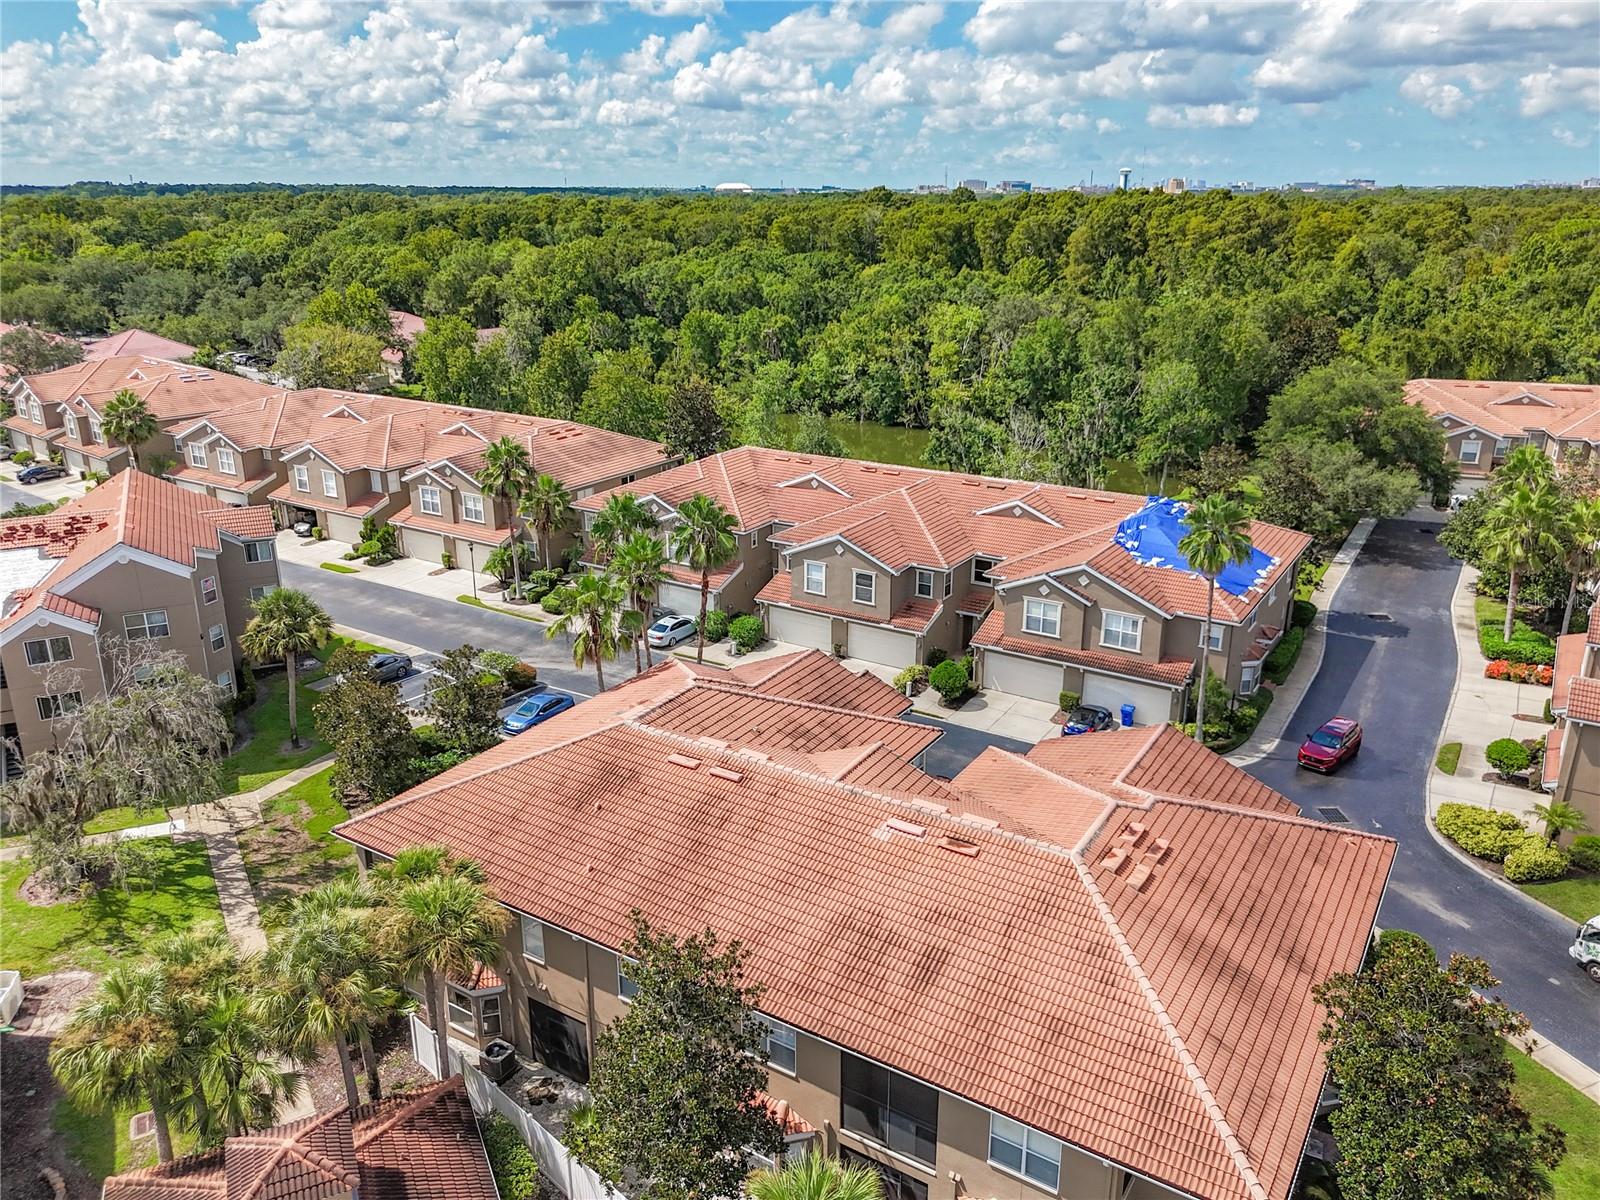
[1556,722,1600,834]
[789,541,893,622]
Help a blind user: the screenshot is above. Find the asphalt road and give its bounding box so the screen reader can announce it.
[1244,518,1600,1067]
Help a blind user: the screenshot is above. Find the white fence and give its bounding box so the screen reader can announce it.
[460,1059,624,1200]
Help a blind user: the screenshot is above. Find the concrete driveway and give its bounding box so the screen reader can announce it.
[0,461,92,509]
[1245,518,1600,1068]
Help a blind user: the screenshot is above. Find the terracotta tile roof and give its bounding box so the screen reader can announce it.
[169,462,278,493]
[971,611,1196,687]
[949,747,1113,845]
[447,960,504,991]
[1543,723,1564,788]
[758,1090,816,1136]
[103,1078,494,1200]
[82,329,198,360]
[1405,378,1600,441]
[714,648,912,716]
[335,665,1392,1200]
[269,480,391,518]
[1588,603,1600,646]
[389,503,511,544]
[661,560,742,593]
[2,413,63,438]
[1564,676,1600,724]
[957,587,995,616]
[1553,632,1588,715]
[757,571,939,633]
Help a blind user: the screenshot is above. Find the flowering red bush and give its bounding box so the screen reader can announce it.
[1483,659,1553,685]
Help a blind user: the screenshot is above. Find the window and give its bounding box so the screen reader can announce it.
[1199,625,1224,651]
[23,636,72,666]
[36,691,82,720]
[528,998,590,1083]
[216,671,233,693]
[852,570,875,605]
[1100,611,1141,652]
[244,540,274,563]
[321,469,337,498]
[369,470,384,494]
[462,493,485,524]
[216,447,236,474]
[840,1150,929,1200]
[419,486,442,516]
[89,418,103,444]
[209,623,226,651]
[1494,438,1511,458]
[30,399,42,423]
[803,560,826,594]
[123,609,170,640]
[944,573,953,597]
[249,585,273,602]
[972,556,999,584]
[186,443,208,468]
[447,987,476,1031]
[292,464,310,492]
[1240,663,1260,696]
[201,575,218,604]
[521,915,546,963]
[915,569,934,599]
[840,1052,939,1167]
[1459,440,1482,465]
[481,994,502,1037]
[618,957,639,1002]
[758,1017,798,1075]
[988,1113,1063,1192]
[1023,598,1061,638]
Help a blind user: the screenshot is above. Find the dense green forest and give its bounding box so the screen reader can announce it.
[3,186,1596,539]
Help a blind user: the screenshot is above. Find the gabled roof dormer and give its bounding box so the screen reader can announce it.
[1492,389,1557,407]
[974,496,1062,526]
[776,471,851,496]
[322,404,368,422]
[439,421,488,440]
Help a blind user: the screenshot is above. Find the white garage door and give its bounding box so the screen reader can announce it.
[847,622,917,668]
[982,651,1064,704]
[1081,672,1176,727]
[403,528,447,564]
[767,607,833,652]
[658,581,703,617]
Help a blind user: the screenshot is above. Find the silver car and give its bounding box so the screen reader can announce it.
[647,615,697,648]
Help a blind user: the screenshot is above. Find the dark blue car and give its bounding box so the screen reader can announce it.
[1060,704,1115,736]
[17,463,67,484]
[501,691,575,735]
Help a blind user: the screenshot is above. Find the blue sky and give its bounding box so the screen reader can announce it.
[2,1,1596,189]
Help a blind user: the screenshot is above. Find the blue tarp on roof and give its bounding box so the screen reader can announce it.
[1112,497,1276,597]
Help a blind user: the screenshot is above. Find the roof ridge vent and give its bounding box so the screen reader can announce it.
[938,835,979,858]
[885,817,926,838]
[666,753,701,769]
[707,766,743,782]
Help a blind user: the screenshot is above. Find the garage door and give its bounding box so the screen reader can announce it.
[767,607,833,652]
[1081,672,1177,727]
[658,581,703,617]
[847,622,917,668]
[403,528,446,564]
[326,513,365,545]
[982,651,1064,704]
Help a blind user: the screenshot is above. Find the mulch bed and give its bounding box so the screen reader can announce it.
[2,971,101,1200]
[300,1017,435,1112]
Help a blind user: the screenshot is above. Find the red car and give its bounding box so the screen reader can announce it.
[1298,717,1363,773]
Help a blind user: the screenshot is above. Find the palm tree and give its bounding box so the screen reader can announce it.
[101,388,158,473]
[50,961,188,1161]
[187,987,301,1143]
[476,437,534,599]
[1482,484,1566,642]
[611,532,669,671]
[590,492,657,561]
[263,903,400,1111]
[1531,798,1588,845]
[239,588,332,747]
[378,864,508,1074]
[670,493,739,665]
[1497,445,1555,490]
[747,1152,885,1200]
[546,571,628,691]
[1558,496,1600,636]
[1178,495,1255,744]
[522,472,573,571]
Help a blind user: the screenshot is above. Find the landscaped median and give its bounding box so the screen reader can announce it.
[1433,802,1600,921]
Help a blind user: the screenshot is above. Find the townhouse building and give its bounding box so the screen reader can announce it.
[1547,604,1600,832]
[335,651,1394,1200]
[0,471,279,762]
[578,447,1309,724]
[1404,379,1600,481]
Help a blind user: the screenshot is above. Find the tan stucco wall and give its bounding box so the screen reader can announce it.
[789,541,893,622]
[1556,722,1600,834]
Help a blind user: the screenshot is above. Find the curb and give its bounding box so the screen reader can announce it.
[1227,517,1377,767]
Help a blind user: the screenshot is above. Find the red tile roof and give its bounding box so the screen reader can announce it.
[1565,676,1600,725]
[756,571,939,633]
[1405,378,1600,441]
[1543,723,1564,788]
[1553,632,1589,715]
[335,665,1392,1200]
[709,648,912,717]
[82,329,198,361]
[971,611,1196,687]
[638,683,940,761]
[448,960,504,991]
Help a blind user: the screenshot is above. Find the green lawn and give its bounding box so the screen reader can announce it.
[1517,873,1600,923]
[239,765,354,920]
[1509,1045,1600,1200]
[1435,742,1462,775]
[321,561,359,574]
[458,594,545,623]
[54,1096,198,1182]
[1296,558,1331,602]
[0,837,221,978]
[83,805,171,834]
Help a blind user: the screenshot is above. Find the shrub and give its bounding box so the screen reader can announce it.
[926,646,949,669]
[481,1116,538,1200]
[232,661,257,715]
[503,662,539,692]
[1569,835,1600,874]
[699,609,730,642]
[729,614,764,653]
[540,587,573,615]
[929,659,969,705]
[312,526,326,540]
[356,539,380,557]
[1483,659,1554,685]
[11,450,34,466]
[441,550,454,570]
[1436,803,1528,862]
[958,653,974,678]
[1263,626,1306,685]
[1478,617,1556,666]
[477,649,520,678]
[1485,737,1530,777]
[1503,836,1571,883]
[409,749,470,781]
[521,568,561,601]
[1292,599,1317,629]
[891,664,929,693]
[1059,690,1080,712]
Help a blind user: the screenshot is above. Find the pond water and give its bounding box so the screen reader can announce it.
[773,415,932,467]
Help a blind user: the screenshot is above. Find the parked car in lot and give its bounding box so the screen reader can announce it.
[646,615,697,648]
[16,463,66,484]
[1060,704,1116,736]
[0,444,14,461]
[1298,717,1363,773]
[367,653,413,683]
[502,691,575,735]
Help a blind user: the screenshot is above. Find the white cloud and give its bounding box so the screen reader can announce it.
[881,3,944,46]
[1518,65,1600,116]
[1096,117,1121,134]
[630,0,722,15]
[1552,125,1592,148]
[1147,102,1259,128]
[666,21,716,67]
[1399,69,1471,118]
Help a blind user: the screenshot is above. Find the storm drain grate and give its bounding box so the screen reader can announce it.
[1317,807,1351,824]
[1366,612,1393,622]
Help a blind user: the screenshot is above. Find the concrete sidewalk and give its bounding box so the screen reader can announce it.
[1427,564,1553,823]
[275,529,522,614]
[1227,518,1376,767]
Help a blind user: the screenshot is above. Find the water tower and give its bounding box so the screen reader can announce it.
[1118,167,1132,192]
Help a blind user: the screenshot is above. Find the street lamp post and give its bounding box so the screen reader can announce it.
[467,541,478,600]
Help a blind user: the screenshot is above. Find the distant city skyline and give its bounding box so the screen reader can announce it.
[2,1,1596,189]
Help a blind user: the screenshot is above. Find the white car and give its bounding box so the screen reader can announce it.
[647,615,697,648]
